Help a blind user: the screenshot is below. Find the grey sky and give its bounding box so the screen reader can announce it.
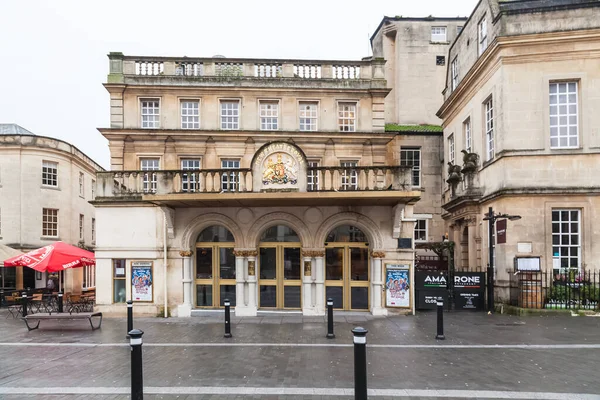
[0,0,477,169]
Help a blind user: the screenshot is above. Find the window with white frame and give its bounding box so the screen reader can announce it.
[448,134,455,164]
[221,159,240,191]
[141,99,160,128]
[485,98,494,161]
[42,208,58,237]
[79,214,84,240]
[91,218,96,243]
[220,100,240,130]
[552,209,581,271]
[42,161,58,187]
[91,179,96,200]
[79,172,84,197]
[463,118,472,153]
[338,102,357,132]
[400,148,421,187]
[307,161,320,191]
[259,101,279,130]
[140,158,160,193]
[550,82,579,148]
[83,264,95,289]
[478,17,488,56]
[181,158,201,192]
[181,100,200,129]
[431,26,447,42]
[414,219,428,242]
[451,57,459,91]
[299,102,318,131]
[340,161,358,190]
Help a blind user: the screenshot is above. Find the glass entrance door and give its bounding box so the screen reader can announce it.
[258,245,301,309]
[195,245,236,307]
[325,246,369,310]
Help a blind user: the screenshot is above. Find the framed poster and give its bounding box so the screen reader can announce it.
[131,261,153,302]
[385,264,410,308]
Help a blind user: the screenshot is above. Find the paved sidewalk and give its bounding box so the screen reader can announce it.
[1,310,599,399]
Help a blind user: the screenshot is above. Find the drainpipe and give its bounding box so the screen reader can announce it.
[163,210,168,318]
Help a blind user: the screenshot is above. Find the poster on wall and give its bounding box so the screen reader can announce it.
[131,262,153,302]
[385,265,410,308]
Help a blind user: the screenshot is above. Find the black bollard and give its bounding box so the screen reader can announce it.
[326,298,335,339]
[436,299,445,340]
[224,299,232,338]
[21,293,28,318]
[126,300,133,338]
[129,329,144,400]
[58,292,64,313]
[352,327,368,400]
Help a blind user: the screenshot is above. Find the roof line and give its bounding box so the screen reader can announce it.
[370,15,469,44]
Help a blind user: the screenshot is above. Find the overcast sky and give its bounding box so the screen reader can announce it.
[0,0,477,169]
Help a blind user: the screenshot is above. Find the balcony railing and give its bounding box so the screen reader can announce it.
[96,166,411,198]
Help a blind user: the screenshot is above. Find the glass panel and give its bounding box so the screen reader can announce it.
[259,248,277,279]
[260,285,277,307]
[113,279,126,303]
[351,287,369,310]
[284,286,301,308]
[326,225,367,242]
[196,248,213,279]
[196,284,213,306]
[219,248,236,279]
[197,226,234,242]
[350,248,369,281]
[260,225,300,242]
[1,267,17,288]
[326,248,344,280]
[219,285,236,306]
[326,286,343,309]
[284,248,301,280]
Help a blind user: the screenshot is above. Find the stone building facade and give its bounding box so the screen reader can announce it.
[437,0,600,300]
[0,124,103,293]
[95,55,421,316]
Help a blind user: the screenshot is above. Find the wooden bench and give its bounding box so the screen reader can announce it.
[22,312,103,331]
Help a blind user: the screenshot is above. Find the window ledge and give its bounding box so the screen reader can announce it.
[430,41,450,45]
[79,195,85,199]
[40,236,60,240]
[41,185,60,191]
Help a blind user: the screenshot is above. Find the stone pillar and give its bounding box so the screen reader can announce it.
[238,250,258,316]
[313,250,326,315]
[301,251,314,315]
[371,251,386,316]
[177,250,193,317]
[468,222,478,270]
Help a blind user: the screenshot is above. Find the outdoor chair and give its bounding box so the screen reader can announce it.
[67,294,85,313]
[31,293,44,313]
[6,296,22,319]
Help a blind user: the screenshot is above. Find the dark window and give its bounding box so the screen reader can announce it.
[197,226,235,242]
[326,225,367,243]
[260,225,300,242]
[436,56,445,66]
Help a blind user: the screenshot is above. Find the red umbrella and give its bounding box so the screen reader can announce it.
[2,241,95,273]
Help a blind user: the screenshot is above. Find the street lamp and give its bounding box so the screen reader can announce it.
[483,207,521,313]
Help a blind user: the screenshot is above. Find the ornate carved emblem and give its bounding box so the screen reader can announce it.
[301,249,326,258]
[304,261,312,276]
[370,251,386,259]
[233,250,259,258]
[262,153,298,185]
[179,250,193,257]
[248,260,256,276]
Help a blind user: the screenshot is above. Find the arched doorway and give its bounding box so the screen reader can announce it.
[258,225,302,309]
[325,225,369,310]
[195,225,236,308]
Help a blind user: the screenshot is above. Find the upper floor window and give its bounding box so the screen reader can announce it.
[338,102,356,132]
[340,161,358,190]
[91,179,96,200]
[457,26,463,35]
[431,26,447,42]
[463,118,472,153]
[181,158,201,192]
[181,100,200,129]
[220,100,240,130]
[42,161,58,187]
[259,101,279,130]
[485,98,494,161]
[448,134,455,164]
[550,82,578,149]
[140,158,160,193]
[42,208,58,237]
[400,148,421,187]
[91,218,96,243]
[79,172,84,197]
[414,219,428,242]
[221,159,240,192]
[451,57,459,91]
[307,161,320,191]
[299,102,318,131]
[79,214,84,240]
[141,99,160,129]
[478,17,488,56]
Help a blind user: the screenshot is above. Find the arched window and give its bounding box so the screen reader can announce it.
[260,225,300,242]
[197,225,234,243]
[326,225,367,243]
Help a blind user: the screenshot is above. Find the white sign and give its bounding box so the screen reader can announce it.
[517,242,532,253]
[515,257,541,272]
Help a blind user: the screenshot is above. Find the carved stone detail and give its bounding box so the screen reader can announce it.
[304,260,312,276]
[179,250,193,257]
[301,249,326,258]
[233,249,259,257]
[370,251,386,259]
[248,260,256,276]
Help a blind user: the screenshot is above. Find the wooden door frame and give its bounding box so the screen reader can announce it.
[258,242,302,309]
[325,243,370,311]
[195,242,236,308]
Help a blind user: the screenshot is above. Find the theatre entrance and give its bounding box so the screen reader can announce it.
[325,225,369,311]
[258,225,302,309]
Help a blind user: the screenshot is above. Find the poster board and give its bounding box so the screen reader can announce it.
[131,261,153,302]
[514,257,541,272]
[385,264,410,308]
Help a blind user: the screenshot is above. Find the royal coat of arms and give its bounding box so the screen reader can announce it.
[262,153,298,185]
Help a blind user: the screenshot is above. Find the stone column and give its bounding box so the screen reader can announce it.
[238,250,258,316]
[313,250,326,315]
[301,251,314,315]
[177,250,193,317]
[371,251,386,316]
[234,251,245,307]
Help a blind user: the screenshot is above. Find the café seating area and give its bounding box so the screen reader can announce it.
[3,289,96,318]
